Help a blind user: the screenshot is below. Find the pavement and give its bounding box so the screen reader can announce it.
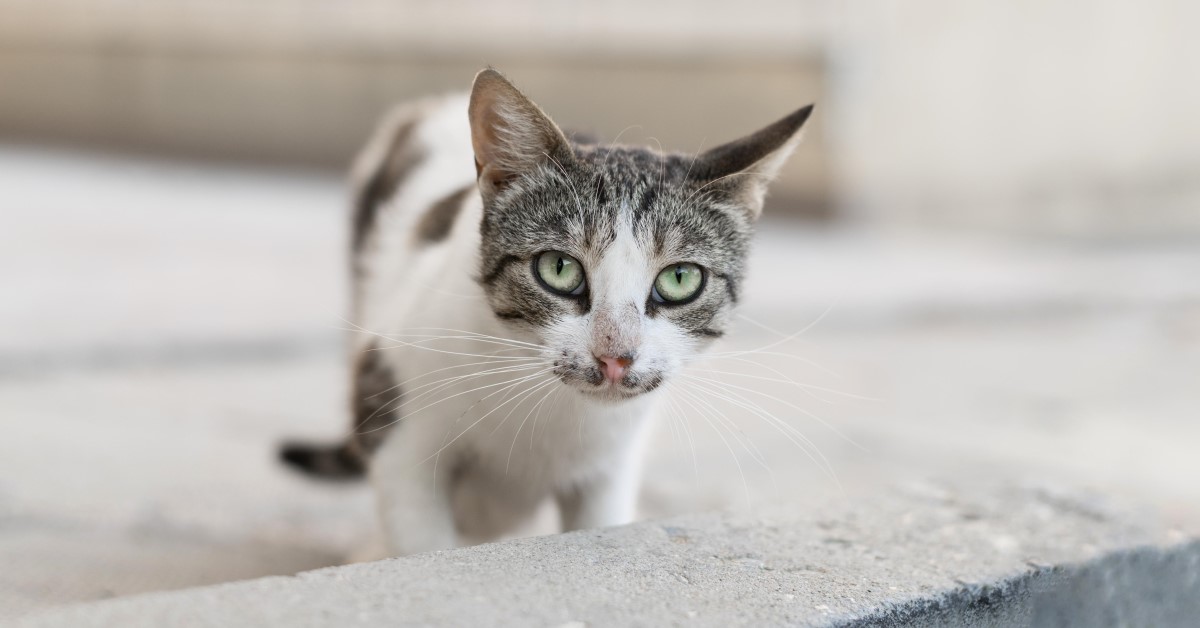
[1,145,1198,623]
[11,483,1200,628]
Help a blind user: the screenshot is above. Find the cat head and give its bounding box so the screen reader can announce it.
[469,68,811,401]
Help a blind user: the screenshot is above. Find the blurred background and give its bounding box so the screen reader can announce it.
[2,0,1198,620]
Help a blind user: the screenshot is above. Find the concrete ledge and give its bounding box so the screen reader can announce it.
[10,483,1196,627]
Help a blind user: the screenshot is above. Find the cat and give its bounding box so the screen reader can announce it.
[282,68,812,557]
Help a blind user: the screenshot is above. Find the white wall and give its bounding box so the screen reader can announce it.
[830,0,1200,236]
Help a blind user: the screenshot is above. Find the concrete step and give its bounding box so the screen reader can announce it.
[9,483,1197,628]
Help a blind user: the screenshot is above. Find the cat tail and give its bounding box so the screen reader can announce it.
[279,440,367,481]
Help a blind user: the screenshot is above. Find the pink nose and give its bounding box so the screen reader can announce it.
[596,354,634,383]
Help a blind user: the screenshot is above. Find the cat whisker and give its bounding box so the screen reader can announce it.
[728,313,834,373]
[680,138,707,183]
[420,374,558,466]
[435,367,545,478]
[366,356,548,402]
[734,312,791,338]
[433,369,555,482]
[371,360,546,410]
[361,330,545,351]
[644,135,665,196]
[400,365,554,425]
[353,358,550,433]
[689,367,879,404]
[660,391,682,447]
[529,385,563,451]
[606,124,640,152]
[692,363,838,405]
[681,382,838,494]
[672,385,752,509]
[368,335,548,356]
[663,392,700,490]
[357,326,549,350]
[683,300,840,363]
[406,283,486,300]
[682,382,774,472]
[679,376,845,490]
[490,375,558,439]
[338,319,549,353]
[504,378,562,475]
[688,352,843,382]
[599,124,641,177]
[359,335,547,362]
[354,362,549,433]
[358,368,554,436]
[682,372,868,454]
[488,346,546,356]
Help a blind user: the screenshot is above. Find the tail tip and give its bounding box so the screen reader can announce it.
[278,441,365,481]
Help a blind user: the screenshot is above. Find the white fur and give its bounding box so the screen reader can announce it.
[353,96,694,557]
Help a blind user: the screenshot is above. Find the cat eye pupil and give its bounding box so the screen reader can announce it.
[653,262,703,304]
[535,251,585,296]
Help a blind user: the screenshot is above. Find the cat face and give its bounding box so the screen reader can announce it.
[468,69,811,401]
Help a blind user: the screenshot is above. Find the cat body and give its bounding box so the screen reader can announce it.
[283,70,812,557]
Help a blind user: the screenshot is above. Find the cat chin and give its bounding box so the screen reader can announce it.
[568,379,663,403]
[574,387,646,402]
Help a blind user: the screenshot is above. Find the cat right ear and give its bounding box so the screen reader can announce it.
[689,104,814,220]
[468,69,573,201]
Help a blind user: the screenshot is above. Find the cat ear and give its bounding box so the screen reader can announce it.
[468,68,573,200]
[690,104,814,219]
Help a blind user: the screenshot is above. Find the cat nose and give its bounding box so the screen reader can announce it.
[595,353,634,383]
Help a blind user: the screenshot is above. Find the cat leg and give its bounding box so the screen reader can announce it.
[369,434,459,556]
[556,465,641,532]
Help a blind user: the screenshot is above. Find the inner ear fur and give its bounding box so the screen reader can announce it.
[468,68,573,199]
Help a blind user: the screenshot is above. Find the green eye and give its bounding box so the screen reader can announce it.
[653,263,704,304]
[535,251,585,295]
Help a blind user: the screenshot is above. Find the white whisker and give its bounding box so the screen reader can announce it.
[664,392,700,490]
[354,361,548,431]
[690,367,878,403]
[361,326,548,350]
[420,374,557,466]
[683,373,868,453]
[690,352,843,382]
[683,383,774,473]
[366,356,547,402]
[360,368,554,436]
[673,387,751,508]
[504,378,562,475]
[681,377,845,490]
[683,299,840,362]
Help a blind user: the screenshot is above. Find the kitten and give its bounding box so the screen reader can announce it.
[282,69,812,557]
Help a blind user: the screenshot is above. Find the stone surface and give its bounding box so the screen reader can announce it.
[9,483,1198,628]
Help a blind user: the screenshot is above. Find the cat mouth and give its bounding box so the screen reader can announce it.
[561,370,664,400]
[551,357,665,400]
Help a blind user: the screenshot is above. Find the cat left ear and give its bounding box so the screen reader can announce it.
[468,68,574,202]
[689,104,814,220]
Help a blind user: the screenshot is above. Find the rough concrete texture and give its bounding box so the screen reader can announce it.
[2,147,1199,622]
[9,483,1198,628]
